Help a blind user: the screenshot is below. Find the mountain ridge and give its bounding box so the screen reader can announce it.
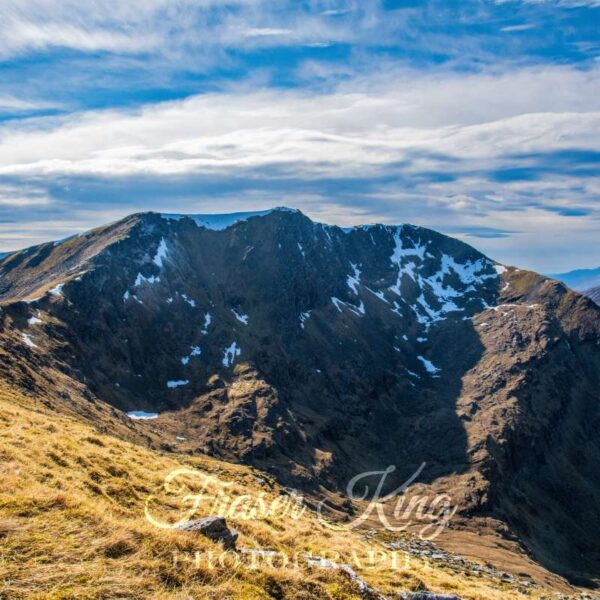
[1,207,599,587]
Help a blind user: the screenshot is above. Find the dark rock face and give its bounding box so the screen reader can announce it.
[1,208,600,583]
[175,516,238,550]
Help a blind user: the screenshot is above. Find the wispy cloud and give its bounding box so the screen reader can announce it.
[1,64,596,175]
[239,28,293,37]
[0,95,57,115]
[494,0,600,7]
[0,185,52,207]
[500,23,536,31]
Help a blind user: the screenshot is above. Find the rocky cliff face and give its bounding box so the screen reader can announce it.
[1,208,599,583]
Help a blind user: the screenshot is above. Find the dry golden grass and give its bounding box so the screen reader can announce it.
[0,386,552,600]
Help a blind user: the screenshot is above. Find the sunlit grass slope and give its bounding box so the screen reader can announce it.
[0,385,551,600]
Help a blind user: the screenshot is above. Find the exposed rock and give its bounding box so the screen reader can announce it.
[398,594,461,600]
[386,537,536,590]
[175,515,238,550]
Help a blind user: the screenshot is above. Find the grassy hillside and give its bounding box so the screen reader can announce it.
[0,384,558,600]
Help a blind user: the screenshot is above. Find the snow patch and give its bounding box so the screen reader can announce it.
[153,238,168,267]
[48,283,64,296]
[22,333,38,348]
[135,273,160,287]
[127,411,159,420]
[123,290,143,304]
[181,293,196,307]
[391,228,426,265]
[232,308,249,325]
[331,297,344,313]
[391,300,403,318]
[181,346,202,365]
[167,380,189,389]
[495,264,507,275]
[299,311,311,329]
[331,297,364,317]
[202,312,212,334]
[417,356,441,375]
[222,342,241,367]
[27,315,42,326]
[347,263,361,295]
[366,287,389,304]
[388,227,497,328]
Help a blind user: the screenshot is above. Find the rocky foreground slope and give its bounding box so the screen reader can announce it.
[2,383,568,600]
[1,208,599,587]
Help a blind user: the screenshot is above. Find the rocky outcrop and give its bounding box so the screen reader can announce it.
[398,593,461,600]
[175,515,238,550]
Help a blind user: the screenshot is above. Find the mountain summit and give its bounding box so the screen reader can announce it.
[1,207,599,584]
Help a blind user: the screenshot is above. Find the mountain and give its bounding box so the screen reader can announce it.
[1,207,600,588]
[585,286,600,306]
[549,266,600,292]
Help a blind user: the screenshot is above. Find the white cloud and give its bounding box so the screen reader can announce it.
[0,0,365,60]
[0,195,52,207]
[0,95,56,113]
[0,64,597,178]
[0,185,52,207]
[1,22,158,58]
[239,28,293,37]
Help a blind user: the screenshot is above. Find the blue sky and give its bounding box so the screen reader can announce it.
[0,0,599,272]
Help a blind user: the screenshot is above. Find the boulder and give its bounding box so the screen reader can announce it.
[175,515,238,550]
[399,593,462,600]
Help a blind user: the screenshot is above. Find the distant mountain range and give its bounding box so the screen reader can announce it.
[1,208,599,586]
[549,266,600,292]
